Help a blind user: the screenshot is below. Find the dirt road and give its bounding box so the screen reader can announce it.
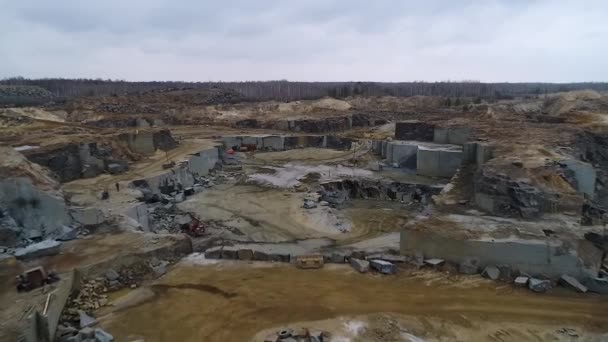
[99,262,608,342]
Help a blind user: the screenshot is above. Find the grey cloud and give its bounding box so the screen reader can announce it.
[0,0,607,82]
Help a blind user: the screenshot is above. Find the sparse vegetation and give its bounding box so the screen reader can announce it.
[2,77,608,103]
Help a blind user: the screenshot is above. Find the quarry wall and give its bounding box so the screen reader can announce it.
[23,130,178,183]
[0,178,68,245]
[320,179,443,204]
[131,146,220,195]
[221,134,354,151]
[372,140,463,178]
[400,229,602,280]
[232,113,384,133]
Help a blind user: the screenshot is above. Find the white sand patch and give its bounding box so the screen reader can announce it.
[249,163,373,188]
[182,252,220,265]
[401,331,426,342]
[344,320,367,335]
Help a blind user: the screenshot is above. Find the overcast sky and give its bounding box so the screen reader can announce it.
[0,0,606,82]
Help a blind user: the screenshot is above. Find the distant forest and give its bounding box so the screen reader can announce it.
[2,77,608,102]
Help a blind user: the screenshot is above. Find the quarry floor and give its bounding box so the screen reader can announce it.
[0,232,190,342]
[97,260,608,342]
[7,128,607,341]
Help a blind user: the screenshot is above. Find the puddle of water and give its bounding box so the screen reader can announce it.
[150,283,237,299]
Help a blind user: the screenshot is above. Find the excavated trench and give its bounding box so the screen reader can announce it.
[22,129,178,182]
[319,178,443,206]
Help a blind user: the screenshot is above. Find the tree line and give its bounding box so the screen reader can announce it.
[2,77,608,102]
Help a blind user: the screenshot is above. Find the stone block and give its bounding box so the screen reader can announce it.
[381,141,388,158]
[57,225,78,241]
[222,136,242,150]
[496,264,512,280]
[70,207,105,227]
[389,142,418,168]
[458,258,479,274]
[151,263,167,277]
[365,253,383,261]
[124,203,150,232]
[95,328,114,342]
[514,276,529,287]
[107,162,128,175]
[559,159,596,198]
[28,229,43,240]
[462,142,477,164]
[476,143,494,166]
[204,246,223,259]
[325,135,353,150]
[241,136,263,148]
[449,127,471,145]
[559,274,587,293]
[384,141,394,162]
[14,239,61,260]
[0,227,18,246]
[350,258,370,273]
[416,144,463,177]
[188,147,220,176]
[424,258,445,267]
[349,251,366,260]
[372,140,383,155]
[174,192,185,203]
[433,128,449,144]
[438,150,463,177]
[583,277,608,294]
[82,164,102,178]
[274,120,290,131]
[295,254,324,269]
[174,214,192,226]
[380,254,407,263]
[528,278,552,293]
[370,259,396,274]
[482,265,500,280]
[253,250,270,261]
[413,251,425,268]
[434,127,471,145]
[237,249,254,260]
[105,269,120,282]
[78,312,96,329]
[221,246,239,260]
[269,253,290,263]
[57,324,78,338]
[328,252,346,263]
[303,200,317,209]
[283,136,299,149]
[262,136,285,150]
[417,147,440,177]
